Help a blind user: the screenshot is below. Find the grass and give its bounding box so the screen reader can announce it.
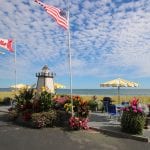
[0,92,15,102]
[0,91,150,104]
[81,95,150,104]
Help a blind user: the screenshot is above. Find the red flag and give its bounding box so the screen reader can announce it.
[0,38,13,52]
[35,0,68,29]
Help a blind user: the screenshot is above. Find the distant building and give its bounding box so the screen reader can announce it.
[36,65,55,93]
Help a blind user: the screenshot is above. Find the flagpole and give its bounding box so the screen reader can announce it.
[14,40,17,94]
[67,0,73,116]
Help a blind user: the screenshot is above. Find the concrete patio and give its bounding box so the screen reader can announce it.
[0,106,149,142]
[88,112,150,142]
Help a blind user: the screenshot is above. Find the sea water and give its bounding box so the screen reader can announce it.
[56,89,150,96]
[1,88,150,96]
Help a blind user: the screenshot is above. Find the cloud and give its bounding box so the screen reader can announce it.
[0,0,150,87]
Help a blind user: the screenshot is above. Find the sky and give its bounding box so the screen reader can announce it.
[0,0,150,89]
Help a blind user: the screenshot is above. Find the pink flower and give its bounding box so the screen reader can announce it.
[137,108,143,113]
[130,97,139,106]
[133,109,137,113]
[132,105,136,110]
[69,117,89,130]
[55,97,67,104]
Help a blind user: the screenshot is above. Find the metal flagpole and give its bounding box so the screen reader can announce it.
[14,40,17,94]
[67,0,74,116]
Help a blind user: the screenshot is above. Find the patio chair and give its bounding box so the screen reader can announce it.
[108,104,120,120]
[121,101,129,107]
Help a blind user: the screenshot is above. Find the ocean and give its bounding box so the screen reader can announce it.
[1,88,150,96]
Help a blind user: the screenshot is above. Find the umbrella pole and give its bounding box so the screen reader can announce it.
[118,86,120,104]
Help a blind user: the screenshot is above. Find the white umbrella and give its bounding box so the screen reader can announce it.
[100,78,138,102]
[10,84,31,89]
[54,83,65,89]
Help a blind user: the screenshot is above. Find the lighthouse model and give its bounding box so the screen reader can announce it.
[36,65,55,93]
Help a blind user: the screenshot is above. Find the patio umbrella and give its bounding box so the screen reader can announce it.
[54,83,65,89]
[100,78,138,102]
[10,84,31,89]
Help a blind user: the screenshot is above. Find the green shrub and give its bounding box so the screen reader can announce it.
[8,110,18,121]
[2,97,12,105]
[88,100,98,111]
[77,101,89,118]
[121,97,146,135]
[121,111,145,134]
[14,88,35,106]
[31,110,57,128]
[39,91,53,112]
[56,110,71,127]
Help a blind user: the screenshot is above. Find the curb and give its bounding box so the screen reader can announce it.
[0,106,10,113]
[0,110,9,113]
[89,127,149,143]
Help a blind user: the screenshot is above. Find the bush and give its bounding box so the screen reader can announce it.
[14,88,35,105]
[56,110,71,127]
[8,93,90,130]
[77,101,89,118]
[38,91,53,112]
[88,100,98,111]
[52,95,69,110]
[69,117,89,130]
[121,111,145,134]
[121,97,146,134]
[2,97,12,106]
[31,110,57,128]
[8,109,18,121]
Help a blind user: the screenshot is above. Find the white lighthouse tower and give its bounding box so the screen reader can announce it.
[36,65,55,93]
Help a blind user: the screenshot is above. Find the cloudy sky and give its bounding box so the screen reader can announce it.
[0,0,150,89]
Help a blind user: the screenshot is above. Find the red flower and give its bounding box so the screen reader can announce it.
[130,97,139,106]
[69,116,89,130]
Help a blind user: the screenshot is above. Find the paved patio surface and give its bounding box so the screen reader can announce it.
[88,112,150,142]
[0,106,150,142]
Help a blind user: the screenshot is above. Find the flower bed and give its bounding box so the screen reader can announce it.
[8,87,89,130]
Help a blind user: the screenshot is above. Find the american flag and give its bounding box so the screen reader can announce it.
[0,38,13,52]
[35,0,68,29]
